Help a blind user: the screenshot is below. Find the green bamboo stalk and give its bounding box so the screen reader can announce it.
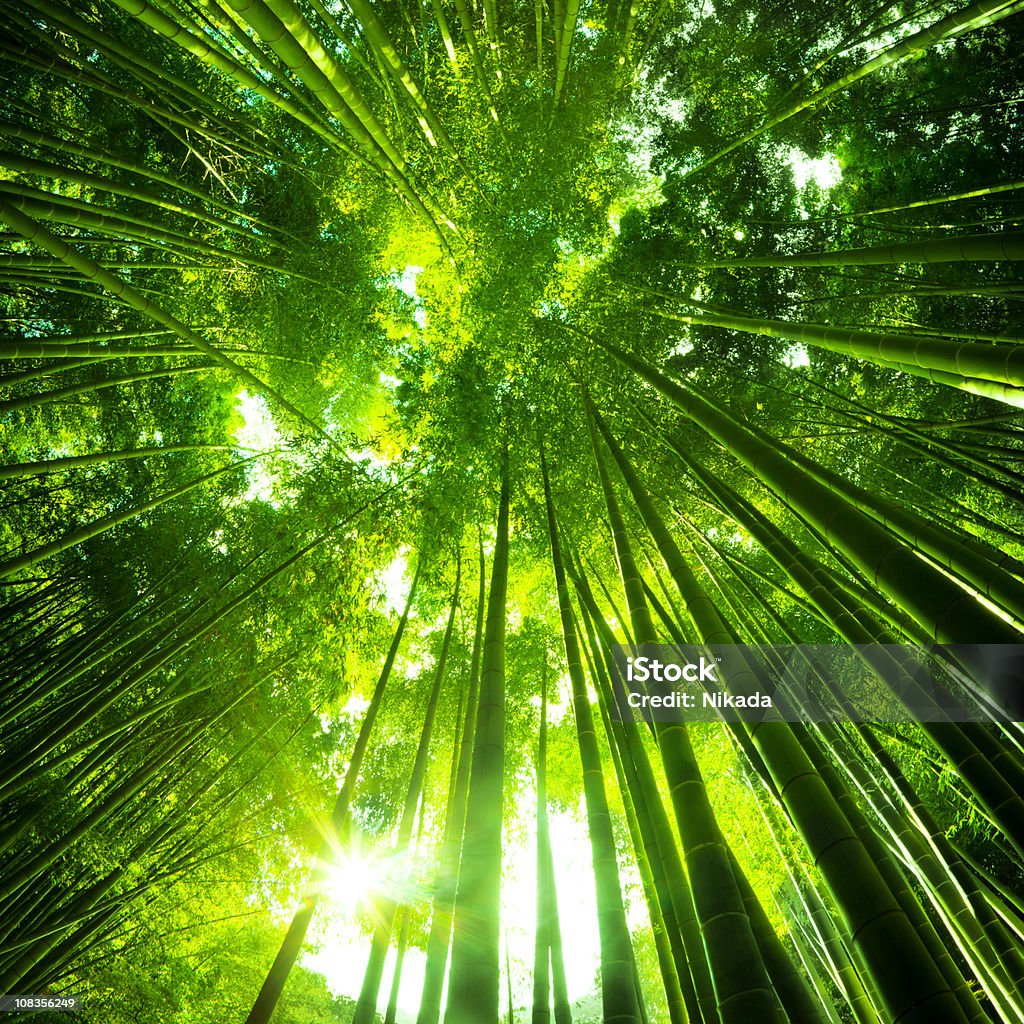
[20,0,251,137]
[417,538,486,1024]
[586,402,781,1023]
[571,558,715,1024]
[0,198,331,441]
[809,180,1024,223]
[0,185,322,281]
[446,467,510,1024]
[244,564,421,1024]
[684,0,1024,177]
[680,232,1024,268]
[651,304,1024,392]
[0,119,287,232]
[352,570,460,1024]
[0,364,214,416]
[541,449,641,1024]
[428,0,457,62]
[451,0,500,120]
[871,356,1024,408]
[589,404,975,1023]
[552,0,581,106]
[224,0,451,237]
[593,334,1024,648]
[0,153,285,246]
[345,0,461,159]
[0,456,256,582]
[649,405,1024,850]
[533,663,554,1024]
[825,726,1024,1020]
[578,603,692,1024]
[726,845,825,1024]
[384,908,411,1024]
[0,20,274,162]
[109,0,359,157]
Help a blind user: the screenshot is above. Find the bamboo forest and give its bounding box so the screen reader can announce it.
[3,0,1024,1021]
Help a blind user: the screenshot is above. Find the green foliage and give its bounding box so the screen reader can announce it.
[2,0,1023,1022]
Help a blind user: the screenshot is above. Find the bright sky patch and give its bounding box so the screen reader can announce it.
[783,343,811,369]
[231,390,285,506]
[375,550,412,614]
[306,804,605,1021]
[787,148,842,193]
[393,265,427,327]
